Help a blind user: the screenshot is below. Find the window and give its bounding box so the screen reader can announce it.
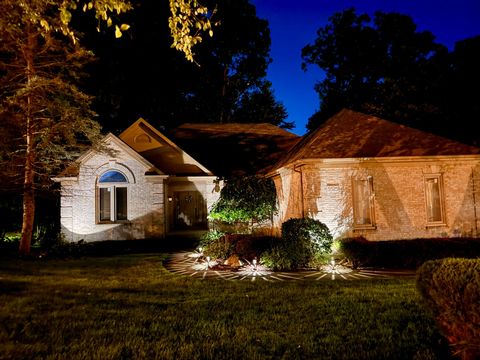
[98,170,128,222]
[352,177,375,228]
[425,175,445,225]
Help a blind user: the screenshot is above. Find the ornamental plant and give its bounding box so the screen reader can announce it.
[261,218,333,270]
[417,258,480,359]
[208,176,277,225]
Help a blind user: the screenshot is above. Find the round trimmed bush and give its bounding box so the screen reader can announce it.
[261,218,333,270]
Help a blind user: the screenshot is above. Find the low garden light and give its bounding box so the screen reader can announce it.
[206,256,211,269]
[252,258,257,272]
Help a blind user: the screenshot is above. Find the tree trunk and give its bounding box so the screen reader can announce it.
[19,27,36,257]
[19,163,35,257]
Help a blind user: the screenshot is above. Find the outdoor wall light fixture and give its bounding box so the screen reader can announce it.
[168,196,173,202]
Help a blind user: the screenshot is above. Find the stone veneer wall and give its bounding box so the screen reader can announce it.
[273,157,480,240]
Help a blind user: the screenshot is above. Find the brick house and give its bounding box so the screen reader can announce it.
[54,109,480,242]
[266,109,480,240]
[53,119,222,242]
[53,119,298,242]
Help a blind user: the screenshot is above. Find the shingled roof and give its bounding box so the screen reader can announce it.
[170,123,300,177]
[274,109,480,170]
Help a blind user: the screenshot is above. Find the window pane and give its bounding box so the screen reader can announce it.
[353,179,372,225]
[426,178,442,222]
[116,187,128,220]
[99,170,127,183]
[99,188,111,221]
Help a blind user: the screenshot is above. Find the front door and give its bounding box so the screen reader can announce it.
[173,191,208,230]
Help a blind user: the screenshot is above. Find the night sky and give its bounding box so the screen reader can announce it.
[252,0,480,135]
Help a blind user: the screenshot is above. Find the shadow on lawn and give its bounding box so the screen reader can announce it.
[80,236,199,257]
[0,235,199,260]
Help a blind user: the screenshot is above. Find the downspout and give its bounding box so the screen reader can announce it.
[293,164,305,218]
[472,168,478,236]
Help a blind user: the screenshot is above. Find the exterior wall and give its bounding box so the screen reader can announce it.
[59,140,166,242]
[273,157,480,240]
[164,177,221,233]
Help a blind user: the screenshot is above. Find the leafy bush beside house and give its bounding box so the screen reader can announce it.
[416,258,480,360]
[208,176,277,228]
[201,233,275,261]
[261,218,333,270]
[341,237,480,269]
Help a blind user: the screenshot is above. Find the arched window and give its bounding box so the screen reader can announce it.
[99,170,128,183]
[97,170,128,222]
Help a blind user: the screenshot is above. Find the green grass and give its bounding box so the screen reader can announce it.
[0,254,449,359]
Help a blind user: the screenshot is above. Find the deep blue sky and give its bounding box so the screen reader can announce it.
[251,0,480,135]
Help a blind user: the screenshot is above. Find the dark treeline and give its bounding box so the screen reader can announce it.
[74,0,291,134]
[303,9,480,145]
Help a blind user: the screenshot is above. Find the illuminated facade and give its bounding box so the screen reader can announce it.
[53,119,220,242]
[268,110,480,240]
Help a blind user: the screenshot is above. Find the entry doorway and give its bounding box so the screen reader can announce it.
[173,191,208,230]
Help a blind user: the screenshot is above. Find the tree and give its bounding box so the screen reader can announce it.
[0,0,214,256]
[77,0,290,133]
[302,9,449,133]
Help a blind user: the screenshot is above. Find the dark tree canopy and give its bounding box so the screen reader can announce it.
[302,9,480,144]
[78,0,291,133]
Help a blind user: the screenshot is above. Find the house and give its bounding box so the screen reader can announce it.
[54,109,480,242]
[53,119,299,242]
[266,109,480,240]
[53,119,221,242]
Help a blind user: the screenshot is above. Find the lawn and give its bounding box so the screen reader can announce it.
[0,253,449,359]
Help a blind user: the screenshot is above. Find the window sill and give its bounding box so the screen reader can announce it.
[353,225,377,231]
[425,222,447,228]
[97,220,130,225]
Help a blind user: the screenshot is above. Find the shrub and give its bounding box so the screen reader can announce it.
[199,230,225,247]
[341,237,480,269]
[261,218,333,270]
[202,233,273,261]
[208,176,277,225]
[417,258,480,359]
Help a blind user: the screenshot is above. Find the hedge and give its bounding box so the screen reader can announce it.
[340,237,480,269]
[417,258,480,360]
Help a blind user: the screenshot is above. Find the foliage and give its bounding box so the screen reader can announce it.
[168,0,215,63]
[0,254,447,359]
[202,233,272,260]
[261,218,333,270]
[340,237,480,269]
[78,0,290,133]
[0,194,23,240]
[417,258,480,359]
[209,176,277,224]
[301,9,455,137]
[199,229,225,247]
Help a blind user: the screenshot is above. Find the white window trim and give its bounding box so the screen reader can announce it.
[424,173,446,227]
[97,184,128,223]
[352,176,376,230]
[96,170,130,224]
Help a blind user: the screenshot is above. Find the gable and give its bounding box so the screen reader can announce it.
[54,133,161,180]
[120,118,212,176]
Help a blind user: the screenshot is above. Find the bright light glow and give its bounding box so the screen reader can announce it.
[321,257,352,275]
